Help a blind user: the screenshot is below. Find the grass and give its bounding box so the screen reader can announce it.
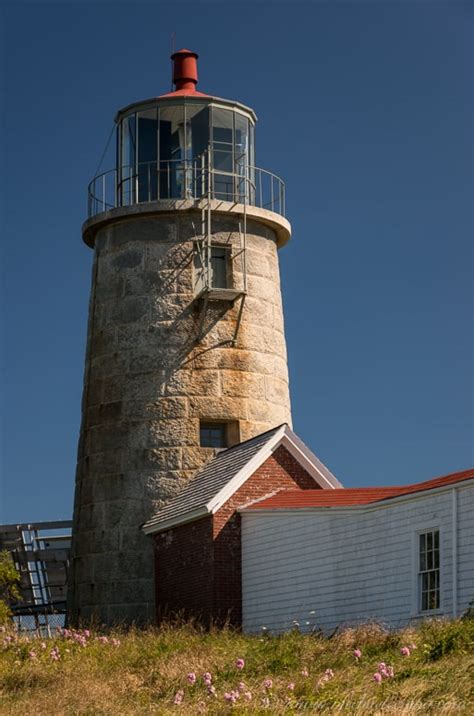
[0,617,473,714]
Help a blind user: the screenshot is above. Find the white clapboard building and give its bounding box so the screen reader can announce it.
[240,469,474,633]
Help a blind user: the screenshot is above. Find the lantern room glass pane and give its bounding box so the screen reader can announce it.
[159,105,185,198]
[186,104,210,199]
[211,107,234,200]
[185,104,209,160]
[137,109,158,202]
[235,113,249,203]
[234,113,248,166]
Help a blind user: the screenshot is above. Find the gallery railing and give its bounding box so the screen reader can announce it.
[87,158,285,219]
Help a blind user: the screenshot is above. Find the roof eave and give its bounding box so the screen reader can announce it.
[239,477,474,514]
[142,505,210,535]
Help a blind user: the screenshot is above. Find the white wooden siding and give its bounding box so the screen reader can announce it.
[241,484,474,634]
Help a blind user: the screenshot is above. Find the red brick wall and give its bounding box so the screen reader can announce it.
[212,445,319,625]
[154,517,213,624]
[154,445,320,627]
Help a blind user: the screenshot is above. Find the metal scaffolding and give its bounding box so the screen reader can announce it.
[0,520,72,634]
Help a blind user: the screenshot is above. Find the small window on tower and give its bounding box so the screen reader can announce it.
[193,246,231,294]
[200,422,227,448]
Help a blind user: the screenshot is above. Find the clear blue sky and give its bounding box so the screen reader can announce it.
[1,1,472,523]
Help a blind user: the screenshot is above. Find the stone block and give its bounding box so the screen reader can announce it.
[244,248,272,279]
[121,447,182,472]
[102,372,166,404]
[239,323,287,357]
[246,275,281,305]
[147,419,198,447]
[109,216,178,248]
[115,324,159,351]
[87,423,130,455]
[122,396,188,420]
[242,294,274,324]
[111,296,150,325]
[181,446,215,471]
[149,294,193,323]
[188,396,247,421]
[87,401,123,427]
[164,369,221,397]
[220,370,266,399]
[101,499,149,530]
[90,353,128,381]
[78,528,121,554]
[94,275,124,302]
[265,375,290,405]
[123,269,177,299]
[107,598,154,626]
[143,242,177,271]
[111,248,144,270]
[175,266,194,295]
[90,327,117,357]
[239,419,275,442]
[146,471,197,506]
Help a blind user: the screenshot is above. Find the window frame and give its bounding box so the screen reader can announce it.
[412,525,443,616]
[193,243,233,294]
[199,421,228,449]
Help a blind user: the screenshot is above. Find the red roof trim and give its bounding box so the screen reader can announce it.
[244,469,474,510]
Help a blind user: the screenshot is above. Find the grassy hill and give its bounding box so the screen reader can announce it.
[0,617,473,714]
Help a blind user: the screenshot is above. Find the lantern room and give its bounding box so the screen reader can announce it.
[116,96,255,204]
[87,49,285,220]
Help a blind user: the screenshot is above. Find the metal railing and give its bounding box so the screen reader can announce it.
[87,157,285,219]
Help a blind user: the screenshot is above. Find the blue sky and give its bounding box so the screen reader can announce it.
[1,1,472,523]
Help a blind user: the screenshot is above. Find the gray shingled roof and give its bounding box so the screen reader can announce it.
[142,424,284,532]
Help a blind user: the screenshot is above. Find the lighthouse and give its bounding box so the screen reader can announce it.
[69,50,293,624]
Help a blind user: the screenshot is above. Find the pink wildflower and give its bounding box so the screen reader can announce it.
[50,647,60,661]
[287,682,295,691]
[224,690,239,703]
[202,672,212,684]
[244,691,252,701]
[409,642,417,650]
[354,648,362,660]
[84,629,91,638]
[400,646,411,656]
[97,636,109,644]
[187,672,196,685]
[111,638,120,647]
[235,657,245,670]
[174,690,184,705]
[238,682,246,691]
[263,678,273,689]
[373,672,383,683]
[301,668,309,677]
[324,668,334,681]
[28,650,37,659]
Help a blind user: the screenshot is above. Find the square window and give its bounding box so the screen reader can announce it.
[200,422,227,448]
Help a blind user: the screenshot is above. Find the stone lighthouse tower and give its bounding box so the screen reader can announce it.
[69,50,292,624]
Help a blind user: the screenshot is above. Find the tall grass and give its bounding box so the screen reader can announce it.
[0,617,473,714]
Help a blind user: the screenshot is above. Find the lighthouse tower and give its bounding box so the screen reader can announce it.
[69,50,292,624]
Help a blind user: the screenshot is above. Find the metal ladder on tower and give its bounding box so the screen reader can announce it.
[193,147,248,345]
